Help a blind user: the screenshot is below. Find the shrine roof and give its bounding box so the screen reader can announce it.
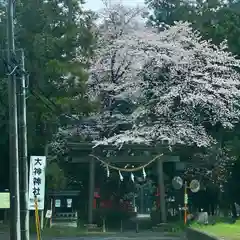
[66,139,185,154]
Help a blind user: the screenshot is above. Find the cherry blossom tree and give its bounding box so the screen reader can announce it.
[87,3,240,148]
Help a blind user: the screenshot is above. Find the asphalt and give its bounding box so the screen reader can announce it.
[0,231,183,240]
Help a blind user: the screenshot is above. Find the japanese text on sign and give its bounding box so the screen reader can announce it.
[28,156,46,210]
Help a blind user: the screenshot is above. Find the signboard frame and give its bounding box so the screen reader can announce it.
[28,156,46,210]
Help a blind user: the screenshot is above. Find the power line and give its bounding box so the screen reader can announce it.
[0,78,79,123]
[31,88,80,121]
[30,89,56,113]
[1,52,80,122]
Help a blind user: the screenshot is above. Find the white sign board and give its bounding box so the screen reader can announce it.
[0,193,10,209]
[28,156,46,210]
[55,199,61,208]
[67,199,72,208]
[45,210,52,219]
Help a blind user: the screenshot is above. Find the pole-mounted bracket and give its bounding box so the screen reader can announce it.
[2,54,29,82]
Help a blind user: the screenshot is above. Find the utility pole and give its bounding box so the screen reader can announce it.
[7,0,21,239]
[18,49,29,240]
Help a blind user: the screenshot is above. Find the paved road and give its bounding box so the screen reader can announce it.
[49,233,181,240]
[0,231,183,240]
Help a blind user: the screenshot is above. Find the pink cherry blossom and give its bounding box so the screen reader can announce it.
[87,4,240,148]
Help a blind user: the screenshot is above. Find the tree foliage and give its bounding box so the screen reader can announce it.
[0,0,96,152]
[146,0,240,191]
[146,0,240,56]
[0,0,97,187]
[45,162,66,191]
[87,5,240,149]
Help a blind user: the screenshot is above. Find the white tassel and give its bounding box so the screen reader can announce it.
[119,171,123,181]
[106,165,110,178]
[143,168,146,179]
[131,172,134,182]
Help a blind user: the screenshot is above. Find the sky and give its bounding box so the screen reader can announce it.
[84,0,145,11]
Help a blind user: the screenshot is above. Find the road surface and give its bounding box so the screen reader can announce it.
[0,231,183,240]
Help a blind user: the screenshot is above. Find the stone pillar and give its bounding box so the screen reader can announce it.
[157,159,167,222]
[88,158,95,224]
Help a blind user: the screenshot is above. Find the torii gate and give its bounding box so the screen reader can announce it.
[66,141,180,223]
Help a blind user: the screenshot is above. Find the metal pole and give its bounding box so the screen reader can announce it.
[140,187,144,214]
[184,181,188,225]
[18,49,30,240]
[157,159,166,222]
[88,158,95,224]
[49,198,53,228]
[135,222,139,233]
[7,0,21,238]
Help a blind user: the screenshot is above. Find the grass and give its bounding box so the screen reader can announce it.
[191,219,240,240]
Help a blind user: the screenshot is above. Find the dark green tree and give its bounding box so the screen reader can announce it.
[146,0,196,26]
[146,0,240,56]
[0,0,97,188]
